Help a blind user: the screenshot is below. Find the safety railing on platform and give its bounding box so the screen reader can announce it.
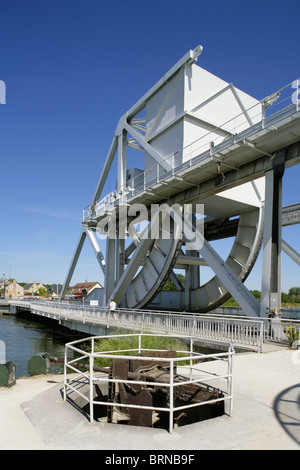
[63,333,235,433]
[83,78,300,222]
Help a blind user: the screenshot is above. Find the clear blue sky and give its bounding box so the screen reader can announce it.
[0,0,299,292]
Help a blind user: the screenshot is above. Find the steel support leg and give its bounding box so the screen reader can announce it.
[60,230,87,300]
[104,237,116,305]
[260,154,284,317]
[184,249,200,310]
[116,235,125,282]
[270,170,283,309]
[260,170,274,317]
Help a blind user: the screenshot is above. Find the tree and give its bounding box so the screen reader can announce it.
[163,274,185,290]
[281,292,290,303]
[250,290,261,302]
[288,287,300,297]
[36,287,49,298]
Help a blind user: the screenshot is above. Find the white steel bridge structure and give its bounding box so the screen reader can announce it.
[60,45,300,319]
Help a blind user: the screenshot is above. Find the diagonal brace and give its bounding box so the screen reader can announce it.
[168,206,260,317]
[282,239,300,266]
[85,228,106,275]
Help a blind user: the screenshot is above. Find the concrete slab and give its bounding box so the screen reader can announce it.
[0,347,300,450]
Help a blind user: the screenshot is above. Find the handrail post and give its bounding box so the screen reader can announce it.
[89,353,94,424]
[259,321,263,353]
[189,336,193,380]
[295,79,299,112]
[141,313,145,332]
[228,346,234,417]
[169,359,174,434]
[63,345,68,401]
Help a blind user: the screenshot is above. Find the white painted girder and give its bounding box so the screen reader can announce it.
[85,228,106,275]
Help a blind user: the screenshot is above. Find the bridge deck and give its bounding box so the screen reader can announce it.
[6,300,300,353]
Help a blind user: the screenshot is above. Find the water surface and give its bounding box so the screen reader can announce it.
[0,313,75,378]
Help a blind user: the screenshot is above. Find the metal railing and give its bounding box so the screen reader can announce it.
[265,317,300,344]
[63,332,234,433]
[210,310,300,345]
[9,300,264,352]
[83,78,300,222]
[8,299,300,350]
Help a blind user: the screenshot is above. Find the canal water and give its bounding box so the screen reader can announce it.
[0,312,86,378]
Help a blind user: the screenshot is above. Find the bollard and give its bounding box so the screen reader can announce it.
[28,353,51,376]
[0,361,16,387]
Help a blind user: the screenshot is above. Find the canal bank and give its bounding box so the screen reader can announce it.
[0,303,10,314]
[0,345,299,450]
[0,312,105,378]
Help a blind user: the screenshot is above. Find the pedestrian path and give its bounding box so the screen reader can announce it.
[0,346,299,450]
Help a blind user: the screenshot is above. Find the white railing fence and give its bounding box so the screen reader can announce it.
[63,333,234,433]
[7,300,265,351]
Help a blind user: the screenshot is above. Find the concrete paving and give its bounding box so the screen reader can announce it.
[0,344,300,450]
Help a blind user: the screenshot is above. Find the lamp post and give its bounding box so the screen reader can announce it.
[2,274,5,299]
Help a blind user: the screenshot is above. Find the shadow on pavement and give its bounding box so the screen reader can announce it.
[273,383,300,446]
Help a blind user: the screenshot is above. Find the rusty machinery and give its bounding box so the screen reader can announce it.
[106,351,224,429]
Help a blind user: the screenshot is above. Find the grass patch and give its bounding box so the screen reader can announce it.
[89,330,189,368]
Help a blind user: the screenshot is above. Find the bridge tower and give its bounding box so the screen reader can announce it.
[60,46,300,318]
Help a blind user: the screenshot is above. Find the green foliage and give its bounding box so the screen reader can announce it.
[282,288,300,306]
[251,290,261,301]
[289,287,300,296]
[284,287,300,305]
[163,274,185,290]
[36,287,49,298]
[286,326,299,347]
[222,297,240,307]
[223,288,300,308]
[281,293,288,303]
[91,330,188,368]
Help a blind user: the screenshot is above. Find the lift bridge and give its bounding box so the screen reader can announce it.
[60,46,300,318]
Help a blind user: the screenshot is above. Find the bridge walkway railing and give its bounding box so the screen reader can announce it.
[5,299,300,351]
[6,300,267,352]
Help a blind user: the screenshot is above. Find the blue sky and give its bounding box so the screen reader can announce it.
[0,0,299,292]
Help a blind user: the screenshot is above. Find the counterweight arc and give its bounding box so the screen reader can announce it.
[191,207,263,312]
[116,219,183,309]
[113,204,263,312]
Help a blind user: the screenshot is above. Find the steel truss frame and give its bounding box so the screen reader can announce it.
[60,47,300,318]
